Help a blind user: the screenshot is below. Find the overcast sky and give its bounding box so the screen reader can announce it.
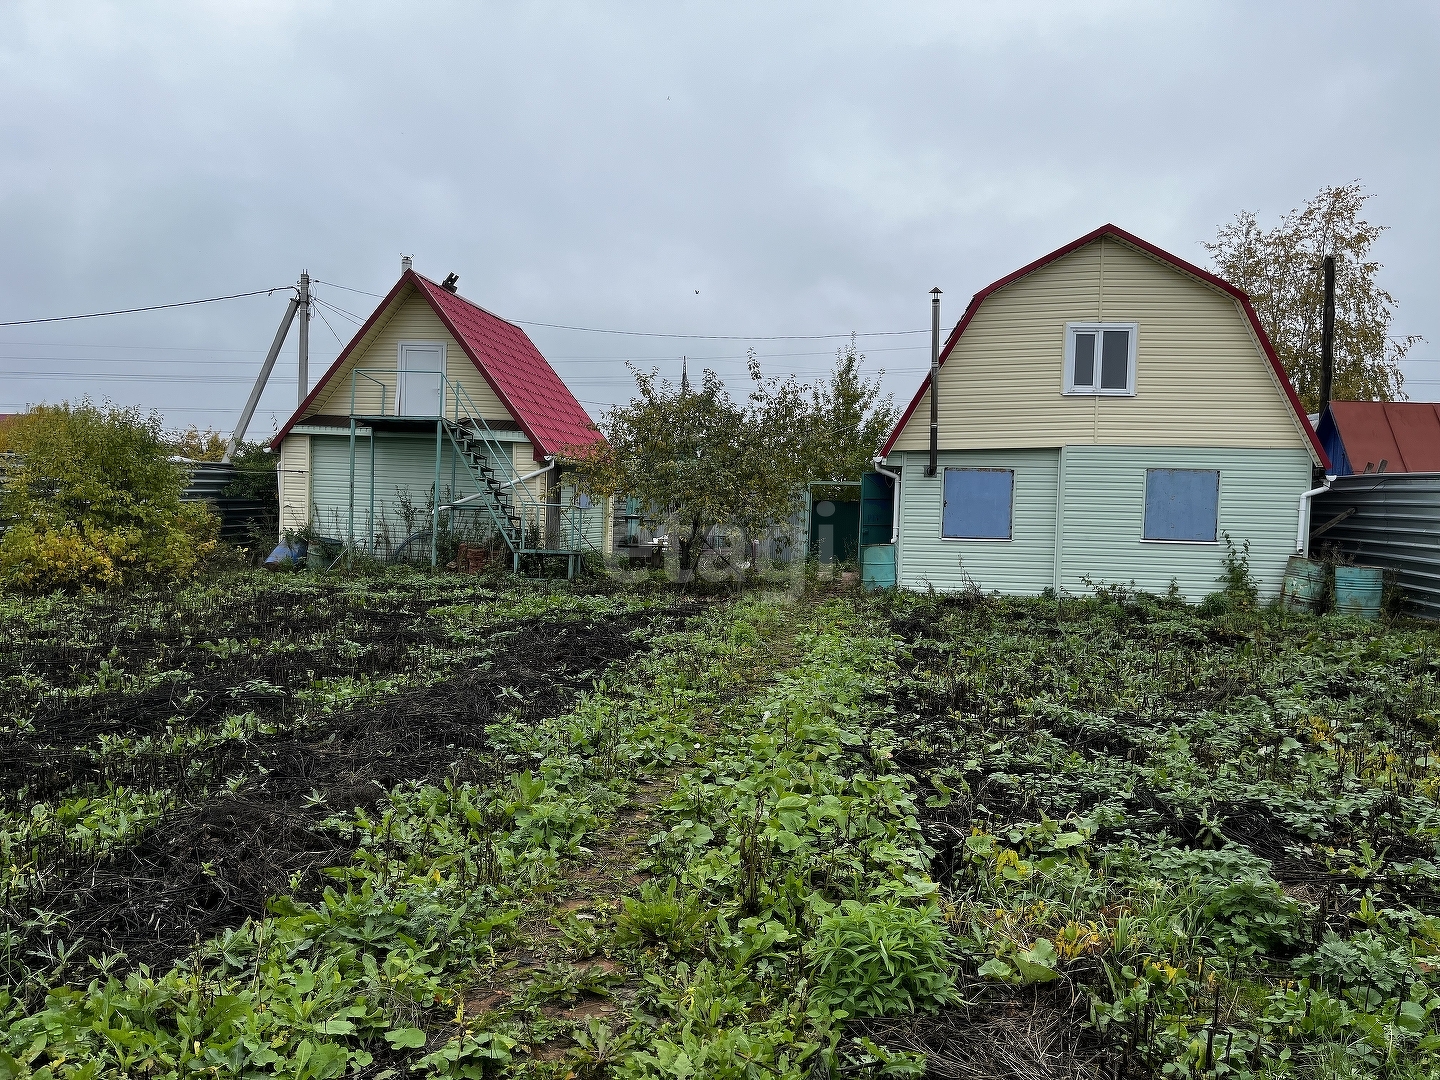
[2,2,1437,439]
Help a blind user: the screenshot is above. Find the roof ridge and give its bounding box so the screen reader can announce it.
[878,224,1326,468]
[412,273,522,330]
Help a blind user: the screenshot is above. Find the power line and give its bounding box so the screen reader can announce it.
[0,355,333,366]
[0,286,294,327]
[311,302,348,348]
[4,371,284,383]
[510,319,928,341]
[314,279,384,299]
[313,295,366,323]
[0,340,279,353]
[313,278,930,341]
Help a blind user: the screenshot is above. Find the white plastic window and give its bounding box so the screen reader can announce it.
[1064,323,1137,395]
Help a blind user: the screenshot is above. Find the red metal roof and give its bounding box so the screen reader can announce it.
[273,270,601,457]
[1327,400,1440,474]
[879,224,1326,467]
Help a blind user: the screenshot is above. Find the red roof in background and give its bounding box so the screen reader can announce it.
[1328,401,1440,473]
[879,224,1327,467]
[273,270,601,457]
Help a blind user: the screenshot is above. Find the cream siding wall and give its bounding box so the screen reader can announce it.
[894,448,1059,595]
[278,435,310,536]
[307,290,511,421]
[1057,445,1313,601]
[890,238,1312,455]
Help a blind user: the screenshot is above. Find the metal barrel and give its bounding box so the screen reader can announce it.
[1280,556,1327,613]
[1333,565,1385,619]
[861,544,896,590]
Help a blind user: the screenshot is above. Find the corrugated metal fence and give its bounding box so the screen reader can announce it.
[177,460,275,545]
[1310,473,1440,620]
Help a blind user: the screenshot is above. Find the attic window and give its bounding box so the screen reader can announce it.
[1064,322,1137,396]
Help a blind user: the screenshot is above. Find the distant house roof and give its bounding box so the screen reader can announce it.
[879,223,1326,466]
[273,270,601,457]
[1317,400,1440,475]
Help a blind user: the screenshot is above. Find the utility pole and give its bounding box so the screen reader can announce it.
[1318,255,1335,414]
[224,280,300,462]
[298,271,311,406]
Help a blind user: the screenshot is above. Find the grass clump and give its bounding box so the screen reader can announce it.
[808,898,957,1017]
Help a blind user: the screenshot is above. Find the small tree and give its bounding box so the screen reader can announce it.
[799,337,897,483]
[569,343,895,577]
[170,425,229,461]
[569,366,752,574]
[0,402,218,590]
[1205,181,1422,411]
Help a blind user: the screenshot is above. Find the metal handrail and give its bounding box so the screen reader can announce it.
[345,367,598,560]
[350,370,389,417]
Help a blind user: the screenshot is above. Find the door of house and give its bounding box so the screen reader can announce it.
[397,343,445,416]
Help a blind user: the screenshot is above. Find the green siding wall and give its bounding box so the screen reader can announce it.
[1057,445,1313,601]
[311,433,465,548]
[559,482,606,553]
[309,434,597,555]
[895,448,1059,595]
[892,445,1313,601]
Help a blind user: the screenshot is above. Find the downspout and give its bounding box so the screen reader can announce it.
[871,457,901,544]
[1297,475,1335,557]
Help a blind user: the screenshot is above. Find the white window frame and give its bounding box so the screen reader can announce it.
[1063,322,1138,396]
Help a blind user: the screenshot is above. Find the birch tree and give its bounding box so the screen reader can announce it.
[1205,182,1421,411]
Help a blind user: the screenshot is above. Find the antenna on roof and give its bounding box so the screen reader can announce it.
[442,273,459,293]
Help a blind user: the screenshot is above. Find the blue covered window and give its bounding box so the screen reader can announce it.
[942,468,1013,540]
[1143,469,1219,542]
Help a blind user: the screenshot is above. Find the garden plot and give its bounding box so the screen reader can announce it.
[4,578,1439,1080]
[872,588,1440,1079]
[1,574,684,980]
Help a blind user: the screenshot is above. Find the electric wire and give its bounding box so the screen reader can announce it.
[312,295,365,324]
[0,286,295,327]
[312,278,929,340]
[313,279,384,299]
[311,301,348,348]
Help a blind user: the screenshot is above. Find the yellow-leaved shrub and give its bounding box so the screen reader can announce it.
[0,403,219,591]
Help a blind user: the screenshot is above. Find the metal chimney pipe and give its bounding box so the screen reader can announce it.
[927,287,942,477]
[1319,255,1335,413]
[401,254,413,273]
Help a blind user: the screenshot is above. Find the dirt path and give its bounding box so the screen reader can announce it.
[461,772,673,1051]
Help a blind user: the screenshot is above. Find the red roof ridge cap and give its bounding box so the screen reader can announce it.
[412,272,524,330]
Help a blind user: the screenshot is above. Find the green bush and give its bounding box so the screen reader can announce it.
[0,402,218,590]
[808,899,958,1017]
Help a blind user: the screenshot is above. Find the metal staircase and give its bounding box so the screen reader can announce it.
[346,368,596,574]
[439,419,531,551]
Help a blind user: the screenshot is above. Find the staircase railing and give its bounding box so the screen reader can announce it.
[347,368,594,560]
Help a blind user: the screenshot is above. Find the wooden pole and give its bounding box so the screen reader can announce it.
[1319,255,1335,412]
